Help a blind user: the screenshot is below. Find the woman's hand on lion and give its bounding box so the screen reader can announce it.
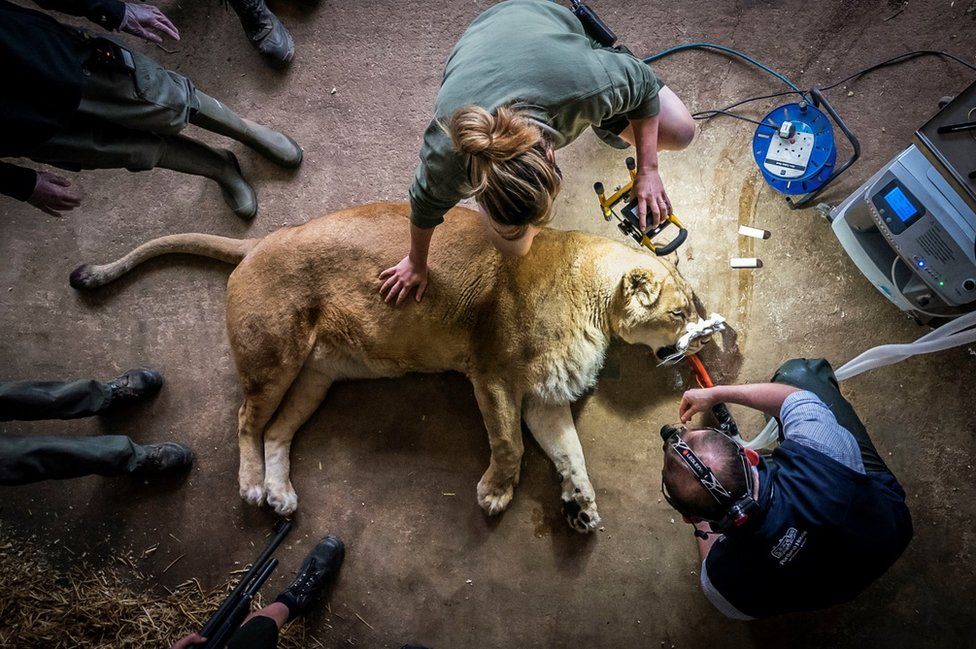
[379,255,429,304]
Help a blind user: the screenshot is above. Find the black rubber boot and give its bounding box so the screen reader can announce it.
[158,135,258,219]
[105,369,163,407]
[274,535,345,620]
[131,442,194,476]
[228,0,295,68]
[191,91,303,169]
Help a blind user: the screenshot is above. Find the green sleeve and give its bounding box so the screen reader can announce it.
[595,49,661,120]
[408,119,470,229]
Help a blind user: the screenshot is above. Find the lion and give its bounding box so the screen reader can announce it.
[71,202,704,532]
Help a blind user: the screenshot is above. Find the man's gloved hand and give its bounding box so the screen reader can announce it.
[29,172,82,217]
[120,3,180,43]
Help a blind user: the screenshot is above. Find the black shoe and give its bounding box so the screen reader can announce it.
[133,442,194,476]
[275,534,345,620]
[228,0,295,68]
[105,368,163,407]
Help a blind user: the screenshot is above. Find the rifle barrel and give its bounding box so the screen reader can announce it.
[202,558,279,649]
[198,519,292,640]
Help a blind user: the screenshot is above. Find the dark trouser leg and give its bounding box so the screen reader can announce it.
[770,358,890,473]
[0,379,111,421]
[30,118,257,219]
[0,434,148,485]
[226,616,280,649]
[76,38,196,135]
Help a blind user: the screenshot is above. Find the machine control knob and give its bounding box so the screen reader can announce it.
[963,279,976,292]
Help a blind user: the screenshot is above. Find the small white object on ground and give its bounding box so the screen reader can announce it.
[731,257,763,269]
[738,224,771,240]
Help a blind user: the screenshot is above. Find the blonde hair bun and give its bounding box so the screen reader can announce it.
[449,105,540,162]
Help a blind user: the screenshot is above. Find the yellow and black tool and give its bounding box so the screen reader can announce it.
[594,156,688,256]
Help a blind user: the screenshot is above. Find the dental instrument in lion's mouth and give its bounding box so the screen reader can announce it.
[657,313,727,366]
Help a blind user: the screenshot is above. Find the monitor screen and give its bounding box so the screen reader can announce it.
[883,186,918,222]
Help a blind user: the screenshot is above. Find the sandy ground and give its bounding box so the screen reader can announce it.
[1,0,975,647]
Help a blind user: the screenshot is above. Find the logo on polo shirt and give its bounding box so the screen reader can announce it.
[771,527,808,566]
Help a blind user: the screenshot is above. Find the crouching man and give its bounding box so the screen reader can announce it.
[660,358,913,619]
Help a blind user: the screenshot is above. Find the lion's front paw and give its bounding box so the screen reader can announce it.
[239,483,267,507]
[561,483,601,533]
[265,481,298,516]
[477,475,514,516]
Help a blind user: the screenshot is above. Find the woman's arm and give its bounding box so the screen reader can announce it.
[630,115,671,231]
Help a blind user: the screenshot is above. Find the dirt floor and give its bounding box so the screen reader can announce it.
[2,0,976,647]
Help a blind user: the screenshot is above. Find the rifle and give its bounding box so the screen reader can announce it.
[194,519,293,648]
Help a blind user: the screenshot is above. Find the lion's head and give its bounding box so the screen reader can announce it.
[609,261,703,355]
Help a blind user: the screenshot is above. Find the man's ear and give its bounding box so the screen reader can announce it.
[622,269,662,309]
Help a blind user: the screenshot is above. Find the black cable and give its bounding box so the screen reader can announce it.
[820,50,976,92]
[687,49,976,125]
[690,109,765,126]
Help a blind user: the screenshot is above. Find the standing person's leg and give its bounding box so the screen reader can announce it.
[30,119,259,219]
[224,535,344,649]
[0,380,109,421]
[0,369,161,421]
[226,0,295,69]
[188,92,303,169]
[0,435,192,485]
[225,605,287,649]
[770,358,890,473]
[77,42,302,168]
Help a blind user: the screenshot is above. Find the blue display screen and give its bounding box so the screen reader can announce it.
[883,186,918,222]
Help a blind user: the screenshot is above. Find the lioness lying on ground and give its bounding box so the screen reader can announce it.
[72,203,703,532]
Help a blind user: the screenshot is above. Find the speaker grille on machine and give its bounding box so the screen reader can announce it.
[918,227,956,264]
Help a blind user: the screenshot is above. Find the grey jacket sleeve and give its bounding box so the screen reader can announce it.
[408,119,471,229]
[594,48,661,120]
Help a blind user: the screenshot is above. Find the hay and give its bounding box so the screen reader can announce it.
[0,531,314,649]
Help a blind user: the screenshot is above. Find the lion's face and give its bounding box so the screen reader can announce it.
[610,264,701,354]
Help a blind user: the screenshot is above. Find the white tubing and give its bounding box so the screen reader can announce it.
[741,310,976,450]
[835,310,976,380]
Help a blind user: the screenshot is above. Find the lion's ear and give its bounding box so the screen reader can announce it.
[621,269,662,309]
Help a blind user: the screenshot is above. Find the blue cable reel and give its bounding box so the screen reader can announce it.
[751,89,860,208]
[644,43,861,209]
[753,101,835,195]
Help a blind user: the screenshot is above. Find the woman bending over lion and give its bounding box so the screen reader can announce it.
[379,0,696,304]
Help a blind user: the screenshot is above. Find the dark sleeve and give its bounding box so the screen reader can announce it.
[32,0,126,30]
[408,119,469,229]
[594,49,661,120]
[0,162,38,202]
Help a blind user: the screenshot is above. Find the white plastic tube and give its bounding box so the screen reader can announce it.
[742,310,976,450]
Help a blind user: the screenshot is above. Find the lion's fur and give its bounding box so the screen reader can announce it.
[75,202,700,531]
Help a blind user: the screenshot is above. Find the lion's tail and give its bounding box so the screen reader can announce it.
[69,233,260,290]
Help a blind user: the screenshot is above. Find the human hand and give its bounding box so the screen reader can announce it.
[379,255,429,304]
[29,172,81,216]
[678,388,720,424]
[170,633,206,649]
[634,168,671,232]
[120,3,180,43]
